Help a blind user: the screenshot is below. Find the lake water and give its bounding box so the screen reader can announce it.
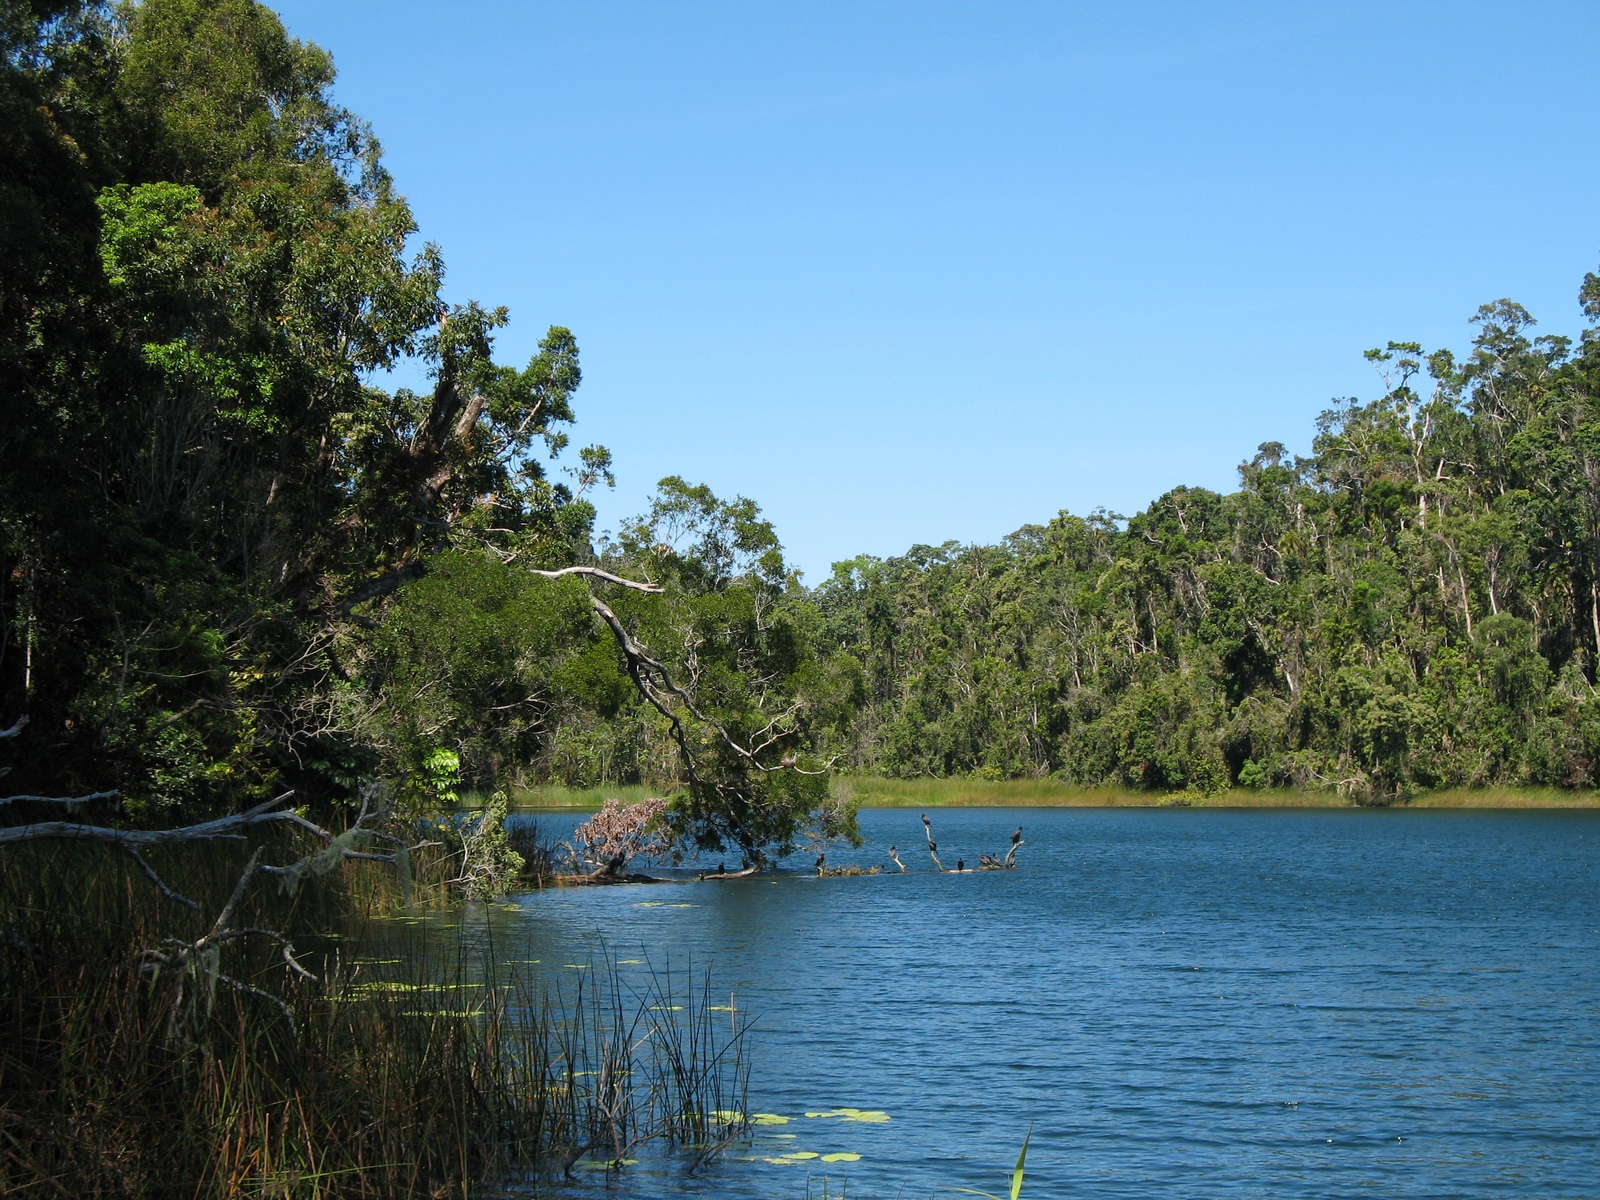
[476,806,1600,1198]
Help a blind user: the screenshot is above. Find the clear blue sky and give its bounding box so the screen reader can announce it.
[272,0,1600,582]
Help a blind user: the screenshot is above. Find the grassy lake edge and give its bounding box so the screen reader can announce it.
[500,778,1600,810]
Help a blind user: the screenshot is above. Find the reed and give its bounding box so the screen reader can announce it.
[0,835,746,1197]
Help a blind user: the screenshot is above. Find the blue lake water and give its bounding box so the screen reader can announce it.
[474,806,1600,1198]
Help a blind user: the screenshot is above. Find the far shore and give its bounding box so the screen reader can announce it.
[496,777,1600,811]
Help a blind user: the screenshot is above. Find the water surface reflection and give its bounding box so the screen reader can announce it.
[458,806,1600,1198]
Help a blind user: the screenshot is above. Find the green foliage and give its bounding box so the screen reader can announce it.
[592,478,863,861]
[0,0,609,823]
[804,283,1600,801]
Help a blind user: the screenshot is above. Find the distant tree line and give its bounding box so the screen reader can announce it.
[800,300,1600,800]
[505,280,1600,804]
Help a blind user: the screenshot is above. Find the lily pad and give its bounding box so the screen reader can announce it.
[750,1113,790,1125]
[805,1107,889,1123]
[619,958,644,964]
[649,1004,683,1011]
[821,1152,862,1163]
[710,1004,737,1012]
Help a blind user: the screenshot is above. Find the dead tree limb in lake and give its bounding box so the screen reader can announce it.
[920,813,944,872]
[887,845,907,872]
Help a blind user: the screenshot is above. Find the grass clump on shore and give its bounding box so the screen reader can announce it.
[826,775,1600,809]
[500,774,1600,812]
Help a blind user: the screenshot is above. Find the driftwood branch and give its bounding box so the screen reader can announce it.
[0,715,27,740]
[696,864,761,881]
[0,790,296,848]
[921,813,944,872]
[1004,827,1024,869]
[125,845,200,910]
[0,789,119,809]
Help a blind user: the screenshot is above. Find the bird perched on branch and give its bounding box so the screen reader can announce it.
[920,813,944,871]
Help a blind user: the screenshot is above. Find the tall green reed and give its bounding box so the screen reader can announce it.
[0,833,746,1197]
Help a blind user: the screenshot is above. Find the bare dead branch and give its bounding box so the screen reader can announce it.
[0,790,295,848]
[333,565,426,617]
[527,565,663,593]
[0,789,119,809]
[0,715,27,740]
[124,845,200,910]
[215,973,299,1035]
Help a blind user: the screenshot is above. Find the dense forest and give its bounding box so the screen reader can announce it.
[0,0,846,862]
[8,0,1600,847]
[562,299,1600,804]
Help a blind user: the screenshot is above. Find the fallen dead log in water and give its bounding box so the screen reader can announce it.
[552,871,667,886]
[696,864,761,881]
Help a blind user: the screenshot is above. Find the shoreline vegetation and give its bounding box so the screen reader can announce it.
[0,832,751,1196]
[500,777,1600,811]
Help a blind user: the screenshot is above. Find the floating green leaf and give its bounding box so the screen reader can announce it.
[750,1113,790,1125]
[821,1152,862,1163]
[806,1107,890,1123]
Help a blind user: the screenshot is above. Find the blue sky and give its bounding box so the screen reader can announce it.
[272,1,1600,582]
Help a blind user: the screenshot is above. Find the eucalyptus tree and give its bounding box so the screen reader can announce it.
[1,0,848,867]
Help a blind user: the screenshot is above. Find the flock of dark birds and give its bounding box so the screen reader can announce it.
[815,813,1025,876]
